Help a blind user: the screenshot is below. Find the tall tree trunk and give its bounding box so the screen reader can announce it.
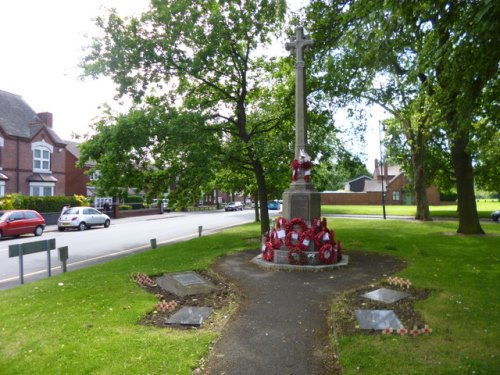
[253,160,270,234]
[448,116,484,234]
[411,131,432,221]
[252,190,260,222]
[451,136,484,234]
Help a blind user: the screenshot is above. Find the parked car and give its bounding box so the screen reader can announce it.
[492,210,500,222]
[58,207,111,231]
[0,210,45,239]
[225,202,243,211]
[150,199,171,212]
[267,200,280,210]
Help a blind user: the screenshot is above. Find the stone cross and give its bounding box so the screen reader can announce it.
[285,27,314,159]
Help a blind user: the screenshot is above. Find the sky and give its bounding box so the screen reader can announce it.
[0,0,383,171]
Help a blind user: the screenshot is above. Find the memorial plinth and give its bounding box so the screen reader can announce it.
[282,180,321,223]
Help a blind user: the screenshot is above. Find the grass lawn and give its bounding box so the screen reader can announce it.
[330,218,500,374]
[322,200,500,219]
[0,219,499,374]
[0,225,260,375]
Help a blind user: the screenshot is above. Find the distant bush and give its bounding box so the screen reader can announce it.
[1,194,90,212]
[118,204,133,210]
[440,192,458,201]
[124,195,144,204]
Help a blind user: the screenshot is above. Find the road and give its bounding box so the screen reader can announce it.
[0,209,258,290]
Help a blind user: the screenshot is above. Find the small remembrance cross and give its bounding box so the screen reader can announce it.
[285,27,314,159]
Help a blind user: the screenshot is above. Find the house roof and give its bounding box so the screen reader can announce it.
[65,140,81,158]
[345,175,372,184]
[65,140,95,167]
[0,89,64,144]
[27,173,58,182]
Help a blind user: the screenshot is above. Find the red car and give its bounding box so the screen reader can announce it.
[0,210,46,239]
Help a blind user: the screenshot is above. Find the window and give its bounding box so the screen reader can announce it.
[25,211,37,219]
[10,211,24,220]
[392,191,400,201]
[33,147,51,172]
[30,182,54,196]
[0,181,4,197]
[94,197,113,209]
[31,140,53,173]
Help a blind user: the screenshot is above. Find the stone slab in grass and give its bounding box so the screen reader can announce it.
[361,288,409,304]
[166,306,214,327]
[156,271,216,296]
[355,309,403,330]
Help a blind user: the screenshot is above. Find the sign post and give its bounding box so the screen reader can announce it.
[9,239,57,284]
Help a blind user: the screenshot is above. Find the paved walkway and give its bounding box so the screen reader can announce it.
[202,250,406,375]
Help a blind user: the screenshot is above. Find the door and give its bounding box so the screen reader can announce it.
[4,211,27,236]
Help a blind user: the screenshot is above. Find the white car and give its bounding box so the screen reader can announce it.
[58,206,111,231]
[225,202,243,211]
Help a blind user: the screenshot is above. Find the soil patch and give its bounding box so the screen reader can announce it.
[332,282,433,336]
[136,270,236,329]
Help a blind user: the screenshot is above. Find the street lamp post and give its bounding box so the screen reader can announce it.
[379,121,387,220]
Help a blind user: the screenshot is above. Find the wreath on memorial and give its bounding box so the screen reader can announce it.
[310,218,322,235]
[300,230,314,251]
[319,243,335,265]
[290,150,313,182]
[275,217,287,230]
[285,217,308,233]
[314,228,335,249]
[285,230,306,251]
[262,242,274,262]
[288,248,306,265]
[291,159,300,181]
[269,229,284,249]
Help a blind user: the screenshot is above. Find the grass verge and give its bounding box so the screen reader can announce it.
[322,201,499,219]
[0,219,499,374]
[0,224,260,375]
[329,219,500,374]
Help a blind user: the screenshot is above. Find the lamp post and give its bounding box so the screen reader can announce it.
[378,121,387,220]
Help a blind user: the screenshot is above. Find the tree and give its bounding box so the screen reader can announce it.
[78,101,220,210]
[314,149,370,191]
[306,0,436,220]
[82,0,288,234]
[307,0,499,232]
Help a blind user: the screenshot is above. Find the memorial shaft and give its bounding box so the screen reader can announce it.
[285,27,314,158]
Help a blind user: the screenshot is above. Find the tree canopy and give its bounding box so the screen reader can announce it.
[80,0,341,233]
[306,0,500,233]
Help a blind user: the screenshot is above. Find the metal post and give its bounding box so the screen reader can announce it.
[150,238,157,249]
[198,225,203,237]
[379,121,387,220]
[58,246,69,273]
[46,241,52,277]
[19,247,24,284]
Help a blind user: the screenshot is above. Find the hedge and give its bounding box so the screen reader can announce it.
[0,194,90,213]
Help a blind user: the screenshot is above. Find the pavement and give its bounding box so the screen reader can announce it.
[201,249,407,375]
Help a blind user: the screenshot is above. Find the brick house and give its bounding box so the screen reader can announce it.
[0,90,69,197]
[321,159,440,205]
[0,90,98,199]
[64,140,93,196]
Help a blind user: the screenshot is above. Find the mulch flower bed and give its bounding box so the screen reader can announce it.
[133,270,236,329]
[332,281,433,337]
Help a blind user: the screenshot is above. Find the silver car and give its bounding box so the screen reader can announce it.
[58,206,111,231]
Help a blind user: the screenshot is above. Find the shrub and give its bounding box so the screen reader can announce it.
[118,204,133,210]
[124,195,144,204]
[5,194,90,213]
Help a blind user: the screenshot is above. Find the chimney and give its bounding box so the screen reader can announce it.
[37,112,53,128]
[374,158,379,170]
